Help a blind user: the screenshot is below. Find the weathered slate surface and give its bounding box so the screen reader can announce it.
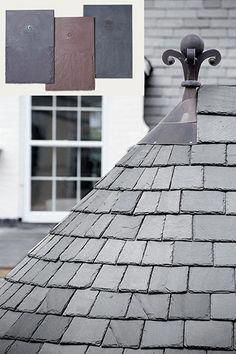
[84,5,133,78]
[6,10,54,83]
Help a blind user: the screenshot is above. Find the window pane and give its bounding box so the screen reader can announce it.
[81,96,102,108]
[56,148,77,177]
[31,181,52,211]
[56,96,78,107]
[81,111,102,141]
[81,148,101,177]
[32,110,52,140]
[56,111,77,140]
[56,181,77,211]
[32,96,53,106]
[81,180,95,199]
[31,147,52,177]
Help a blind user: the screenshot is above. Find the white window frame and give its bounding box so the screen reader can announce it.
[23,96,103,223]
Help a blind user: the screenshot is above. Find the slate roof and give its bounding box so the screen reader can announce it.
[1,85,236,353]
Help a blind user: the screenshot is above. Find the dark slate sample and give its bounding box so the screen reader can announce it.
[46,17,95,91]
[5,313,45,340]
[2,284,33,310]
[37,288,74,315]
[84,5,133,78]
[127,294,170,320]
[6,10,54,83]
[103,320,143,348]
[0,311,21,337]
[90,292,131,318]
[32,315,71,343]
[169,294,210,320]
[17,286,49,312]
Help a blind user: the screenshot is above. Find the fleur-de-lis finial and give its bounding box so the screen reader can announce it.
[162,33,221,88]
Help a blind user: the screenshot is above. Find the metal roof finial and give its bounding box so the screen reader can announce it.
[162,33,221,88]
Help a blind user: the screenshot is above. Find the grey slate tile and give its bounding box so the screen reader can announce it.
[20,260,48,283]
[198,115,236,143]
[214,243,236,266]
[125,350,163,354]
[71,214,100,236]
[134,168,158,190]
[51,212,76,235]
[87,348,123,354]
[153,145,173,166]
[181,191,225,214]
[142,241,173,265]
[39,343,87,354]
[69,263,101,289]
[0,340,14,354]
[0,311,22,337]
[64,289,98,316]
[74,191,101,212]
[61,213,85,234]
[169,293,210,320]
[137,215,165,240]
[194,215,236,241]
[127,145,153,167]
[73,239,106,262]
[197,86,236,115]
[149,267,188,293]
[116,145,139,166]
[152,167,173,190]
[60,238,88,261]
[43,237,74,261]
[112,191,141,213]
[0,281,13,296]
[189,267,235,292]
[208,351,236,354]
[86,214,114,238]
[157,191,180,213]
[92,265,126,291]
[119,266,152,292]
[5,313,44,340]
[191,144,226,165]
[110,168,144,190]
[47,263,79,287]
[31,261,62,286]
[134,192,160,214]
[80,191,111,213]
[227,144,236,165]
[96,191,120,213]
[185,320,233,348]
[7,341,42,354]
[32,235,62,258]
[17,286,49,313]
[140,145,161,167]
[118,241,146,265]
[204,166,236,190]
[0,309,6,319]
[37,288,74,315]
[103,215,143,240]
[127,293,170,320]
[96,239,125,264]
[173,241,213,266]
[96,167,124,189]
[10,257,38,282]
[171,166,203,189]
[62,317,109,345]
[141,320,184,348]
[211,294,236,320]
[32,315,71,343]
[168,145,190,165]
[6,257,32,280]
[2,284,33,310]
[90,292,131,318]
[0,283,22,307]
[29,234,55,257]
[165,351,205,354]
[226,192,236,214]
[103,320,144,348]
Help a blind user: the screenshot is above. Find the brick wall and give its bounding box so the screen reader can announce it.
[145,0,236,128]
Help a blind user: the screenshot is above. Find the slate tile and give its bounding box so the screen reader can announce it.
[69,263,101,289]
[60,238,88,261]
[73,239,106,262]
[208,351,236,354]
[140,145,162,167]
[111,168,144,190]
[137,215,165,240]
[103,215,143,240]
[90,292,131,318]
[197,115,236,143]
[2,284,33,310]
[5,313,44,340]
[171,166,203,189]
[205,166,236,190]
[96,167,124,189]
[185,321,233,348]
[168,145,190,165]
[149,267,188,293]
[96,191,120,213]
[173,241,213,266]
[6,256,31,279]
[62,317,109,345]
[103,320,144,348]
[51,212,76,235]
[0,309,6,319]
[61,213,85,234]
[73,190,98,212]
[81,191,111,213]
[153,145,173,166]
[226,192,236,214]
[39,343,87,354]
[142,241,173,265]
[0,280,12,296]
[194,215,236,241]
[191,144,226,165]
[10,257,38,282]
[71,214,100,237]
[47,263,79,287]
[127,293,170,320]
[189,267,234,292]
[92,265,126,291]
[29,234,55,257]
[87,347,123,354]
[32,315,71,343]
[0,340,14,354]
[141,320,184,348]
[17,286,49,313]
[7,341,42,354]
[37,288,74,315]
[152,167,174,190]
[134,168,158,190]
[214,243,236,266]
[64,289,98,316]
[96,239,125,264]
[181,190,225,214]
[112,191,141,213]
[157,191,180,213]
[0,311,22,337]
[165,350,205,354]
[119,266,152,292]
[127,145,153,167]
[34,236,63,258]
[116,145,139,166]
[134,192,160,214]
[227,144,236,165]
[31,261,62,286]
[19,260,48,283]
[43,237,74,261]
[85,214,114,238]
[118,241,146,265]
[0,283,22,306]
[169,293,210,320]
[211,294,236,320]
